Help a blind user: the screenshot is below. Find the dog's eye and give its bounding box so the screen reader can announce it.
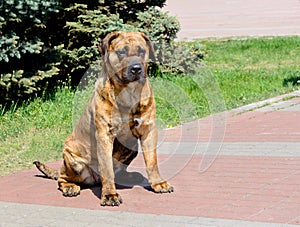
[138,48,146,57]
[116,50,127,58]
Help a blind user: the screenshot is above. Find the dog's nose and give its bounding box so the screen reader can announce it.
[130,64,142,75]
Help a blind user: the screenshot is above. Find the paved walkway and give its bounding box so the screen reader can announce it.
[164,0,300,39]
[1,91,300,226]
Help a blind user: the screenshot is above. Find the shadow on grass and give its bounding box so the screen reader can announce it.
[283,75,300,87]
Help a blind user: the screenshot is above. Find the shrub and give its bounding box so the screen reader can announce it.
[0,0,62,103]
[0,0,204,104]
[62,1,204,85]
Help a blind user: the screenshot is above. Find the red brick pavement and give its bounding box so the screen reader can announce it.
[0,92,300,225]
[160,110,300,143]
[0,155,300,224]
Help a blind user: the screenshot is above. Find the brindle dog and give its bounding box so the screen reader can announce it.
[34,32,174,206]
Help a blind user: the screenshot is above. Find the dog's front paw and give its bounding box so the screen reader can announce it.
[100,193,123,206]
[152,181,174,193]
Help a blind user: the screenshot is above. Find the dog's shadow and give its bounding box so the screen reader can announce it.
[34,171,152,199]
[86,172,153,199]
[88,171,153,199]
[34,174,52,179]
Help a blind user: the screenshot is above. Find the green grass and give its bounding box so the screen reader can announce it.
[0,88,74,176]
[1,36,300,176]
[201,36,300,108]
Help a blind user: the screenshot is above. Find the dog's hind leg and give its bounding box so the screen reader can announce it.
[113,138,144,186]
[112,138,138,170]
[57,137,95,197]
[58,148,82,197]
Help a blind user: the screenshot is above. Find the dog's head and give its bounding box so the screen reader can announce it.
[98,32,155,85]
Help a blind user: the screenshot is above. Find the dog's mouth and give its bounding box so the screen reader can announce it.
[116,63,146,85]
[114,73,145,85]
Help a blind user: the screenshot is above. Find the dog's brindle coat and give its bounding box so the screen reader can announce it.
[34,32,174,206]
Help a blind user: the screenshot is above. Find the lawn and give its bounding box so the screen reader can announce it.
[201,36,300,108]
[1,36,299,176]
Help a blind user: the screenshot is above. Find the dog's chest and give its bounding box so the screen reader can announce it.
[115,83,143,111]
[109,106,141,138]
[112,91,144,137]
[97,80,152,137]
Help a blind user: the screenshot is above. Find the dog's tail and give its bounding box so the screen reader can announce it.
[33,161,59,180]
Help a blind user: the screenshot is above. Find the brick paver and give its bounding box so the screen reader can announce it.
[0,91,300,225]
[164,0,300,39]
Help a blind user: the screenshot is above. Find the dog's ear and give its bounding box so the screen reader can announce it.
[98,32,120,57]
[140,33,156,62]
